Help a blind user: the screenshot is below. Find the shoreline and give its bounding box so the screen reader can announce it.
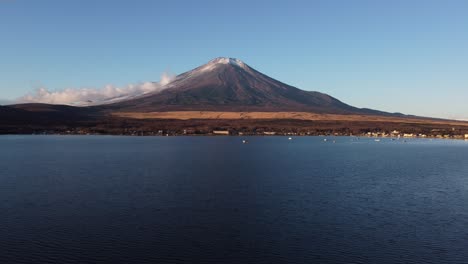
[1,133,467,141]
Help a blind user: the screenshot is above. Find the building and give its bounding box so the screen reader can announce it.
[213,130,230,135]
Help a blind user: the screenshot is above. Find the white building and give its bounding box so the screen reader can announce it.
[213,130,229,135]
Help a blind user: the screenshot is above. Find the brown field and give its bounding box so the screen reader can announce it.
[3,108,468,135]
[113,111,468,127]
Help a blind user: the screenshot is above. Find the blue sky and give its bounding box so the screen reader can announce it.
[1,0,467,119]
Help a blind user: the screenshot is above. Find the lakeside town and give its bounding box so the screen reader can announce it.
[6,127,468,140]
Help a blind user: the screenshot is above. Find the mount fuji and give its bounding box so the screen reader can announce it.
[100,57,384,115]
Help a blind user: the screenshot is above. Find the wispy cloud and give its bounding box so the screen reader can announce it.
[16,72,175,105]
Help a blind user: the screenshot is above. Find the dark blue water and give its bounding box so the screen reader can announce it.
[1,136,468,264]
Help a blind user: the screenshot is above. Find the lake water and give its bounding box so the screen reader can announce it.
[1,136,468,264]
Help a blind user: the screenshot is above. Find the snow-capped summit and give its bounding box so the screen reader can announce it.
[209,57,246,67]
[196,57,249,73]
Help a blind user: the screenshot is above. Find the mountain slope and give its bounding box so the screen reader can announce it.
[101,58,380,114]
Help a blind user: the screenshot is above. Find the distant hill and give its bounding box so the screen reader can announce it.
[1,104,97,126]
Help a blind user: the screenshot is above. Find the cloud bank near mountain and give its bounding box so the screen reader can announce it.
[16,72,175,105]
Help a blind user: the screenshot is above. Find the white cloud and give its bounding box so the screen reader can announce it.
[16,72,175,105]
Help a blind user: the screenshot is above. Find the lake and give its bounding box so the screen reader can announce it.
[1,136,468,264]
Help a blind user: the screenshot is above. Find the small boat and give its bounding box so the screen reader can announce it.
[375,139,381,142]
[288,137,292,140]
[242,139,248,144]
[324,139,328,142]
